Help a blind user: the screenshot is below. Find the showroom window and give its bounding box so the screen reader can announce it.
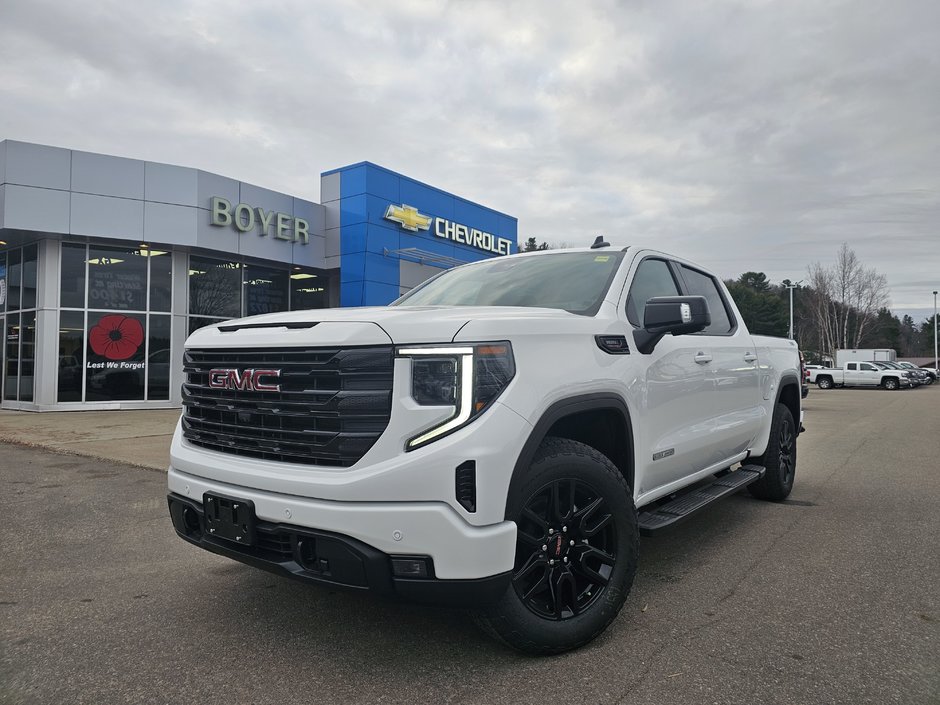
[290,267,330,310]
[187,255,333,331]
[244,264,289,317]
[57,244,174,404]
[1,245,38,402]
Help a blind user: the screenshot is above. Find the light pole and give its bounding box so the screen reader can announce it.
[933,290,938,374]
[785,281,803,340]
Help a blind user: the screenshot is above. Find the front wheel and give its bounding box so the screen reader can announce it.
[747,403,797,501]
[474,437,638,655]
[883,377,899,390]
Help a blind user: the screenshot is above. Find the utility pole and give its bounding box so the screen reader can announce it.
[934,290,938,374]
[785,281,803,340]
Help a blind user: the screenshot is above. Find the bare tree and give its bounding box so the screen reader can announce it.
[805,243,891,360]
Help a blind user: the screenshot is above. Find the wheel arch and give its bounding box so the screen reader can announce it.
[776,374,801,431]
[505,394,635,519]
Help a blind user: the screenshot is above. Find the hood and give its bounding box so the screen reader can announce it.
[185,305,581,348]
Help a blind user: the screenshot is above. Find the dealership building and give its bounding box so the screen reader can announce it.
[0,139,517,411]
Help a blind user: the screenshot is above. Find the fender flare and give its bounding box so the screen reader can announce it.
[774,373,802,433]
[504,393,635,519]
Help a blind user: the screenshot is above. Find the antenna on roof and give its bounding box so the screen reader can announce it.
[590,235,610,249]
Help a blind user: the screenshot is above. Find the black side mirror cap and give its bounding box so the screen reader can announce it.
[634,296,711,354]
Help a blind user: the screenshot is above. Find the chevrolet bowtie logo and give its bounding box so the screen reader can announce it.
[384,203,432,232]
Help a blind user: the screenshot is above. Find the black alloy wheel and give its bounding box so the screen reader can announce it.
[513,478,617,620]
[748,402,797,501]
[777,411,796,488]
[473,437,638,655]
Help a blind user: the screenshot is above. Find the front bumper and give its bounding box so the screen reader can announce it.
[167,467,517,582]
[168,492,511,606]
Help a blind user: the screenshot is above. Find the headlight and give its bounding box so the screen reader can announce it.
[397,342,515,450]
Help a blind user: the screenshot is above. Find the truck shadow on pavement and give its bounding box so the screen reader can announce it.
[189,489,783,676]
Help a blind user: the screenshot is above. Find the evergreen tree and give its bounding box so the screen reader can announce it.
[725,274,788,337]
[522,237,550,252]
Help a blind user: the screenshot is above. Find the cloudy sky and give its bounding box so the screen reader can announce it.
[1,0,938,321]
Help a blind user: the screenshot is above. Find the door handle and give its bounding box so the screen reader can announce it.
[744,352,757,363]
[694,352,712,364]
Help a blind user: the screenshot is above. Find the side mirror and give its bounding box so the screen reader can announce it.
[634,296,710,354]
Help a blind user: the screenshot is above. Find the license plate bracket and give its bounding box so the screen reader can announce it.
[203,492,257,546]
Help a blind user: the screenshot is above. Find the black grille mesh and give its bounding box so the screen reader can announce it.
[182,346,394,467]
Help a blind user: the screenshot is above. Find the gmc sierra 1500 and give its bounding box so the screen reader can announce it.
[167,242,802,654]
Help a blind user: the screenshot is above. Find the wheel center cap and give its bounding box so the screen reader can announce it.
[553,534,565,557]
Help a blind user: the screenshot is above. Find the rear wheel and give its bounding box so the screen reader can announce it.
[816,376,833,390]
[474,437,638,655]
[747,403,796,502]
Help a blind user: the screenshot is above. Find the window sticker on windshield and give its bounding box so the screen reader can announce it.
[594,255,610,262]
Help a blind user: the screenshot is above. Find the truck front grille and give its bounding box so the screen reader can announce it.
[181,346,394,467]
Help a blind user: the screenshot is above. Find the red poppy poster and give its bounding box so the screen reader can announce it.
[89,314,144,360]
[85,313,147,401]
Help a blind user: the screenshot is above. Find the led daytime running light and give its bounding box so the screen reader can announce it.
[400,347,475,449]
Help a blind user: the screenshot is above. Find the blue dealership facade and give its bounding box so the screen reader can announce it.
[321,161,517,307]
[0,140,517,410]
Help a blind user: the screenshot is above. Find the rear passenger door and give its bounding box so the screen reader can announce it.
[674,264,763,459]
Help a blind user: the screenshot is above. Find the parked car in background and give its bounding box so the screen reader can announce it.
[808,361,912,390]
[871,361,924,386]
[896,361,935,384]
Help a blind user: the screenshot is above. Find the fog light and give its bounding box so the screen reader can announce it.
[391,557,432,578]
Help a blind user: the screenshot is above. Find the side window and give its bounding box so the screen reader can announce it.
[626,258,680,326]
[679,265,734,334]
[860,363,876,372]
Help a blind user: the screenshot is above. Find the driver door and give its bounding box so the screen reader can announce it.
[624,256,713,497]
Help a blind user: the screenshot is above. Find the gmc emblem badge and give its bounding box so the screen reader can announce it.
[208,368,282,392]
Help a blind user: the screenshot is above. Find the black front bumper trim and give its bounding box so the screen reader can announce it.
[168,492,510,607]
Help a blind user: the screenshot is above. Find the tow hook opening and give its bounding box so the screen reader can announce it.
[181,506,201,537]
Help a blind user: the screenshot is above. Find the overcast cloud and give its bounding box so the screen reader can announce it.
[1,0,937,320]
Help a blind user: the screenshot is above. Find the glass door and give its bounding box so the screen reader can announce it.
[3,314,18,401]
[0,315,4,401]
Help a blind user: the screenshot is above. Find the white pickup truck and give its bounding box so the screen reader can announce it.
[808,361,913,390]
[167,243,803,654]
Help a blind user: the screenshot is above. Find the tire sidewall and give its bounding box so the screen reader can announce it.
[748,402,796,501]
[486,439,638,653]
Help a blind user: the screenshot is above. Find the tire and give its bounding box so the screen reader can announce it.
[474,437,638,655]
[747,403,797,502]
[883,377,899,390]
[817,376,833,390]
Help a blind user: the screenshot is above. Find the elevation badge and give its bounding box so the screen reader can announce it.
[384,203,432,232]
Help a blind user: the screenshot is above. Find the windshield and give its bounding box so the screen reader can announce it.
[394,251,625,316]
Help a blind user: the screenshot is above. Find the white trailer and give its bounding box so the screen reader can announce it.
[835,348,897,367]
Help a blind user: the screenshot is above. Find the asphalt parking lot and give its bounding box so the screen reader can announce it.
[1,387,938,705]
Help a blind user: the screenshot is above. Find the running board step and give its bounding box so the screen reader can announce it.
[637,465,766,536]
